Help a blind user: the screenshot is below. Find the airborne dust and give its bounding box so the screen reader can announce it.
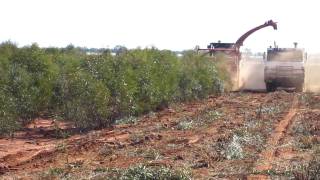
[304,54,320,92]
[238,53,320,92]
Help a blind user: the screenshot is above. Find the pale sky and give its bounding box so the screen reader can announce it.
[1,0,320,52]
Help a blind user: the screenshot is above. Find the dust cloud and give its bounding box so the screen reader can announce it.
[239,57,266,91]
[305,54,320,93]
[238,54,320,93]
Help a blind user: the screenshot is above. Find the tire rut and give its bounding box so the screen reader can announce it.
[253,94,298,172]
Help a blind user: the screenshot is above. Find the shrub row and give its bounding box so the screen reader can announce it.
[0,42,228,134]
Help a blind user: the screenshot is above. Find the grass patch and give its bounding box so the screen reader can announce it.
[55,142,67,153]
[98,144,113,157]
[115,116,139,125]
[52,123,71,139]
[38,167,65,179]
[176,119,194,130]
[175,108,223,130]
[225,135,244,160]
[293,159,320,180]
[90,164,192,180]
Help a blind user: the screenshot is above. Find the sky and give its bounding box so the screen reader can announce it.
[1,0,320,52]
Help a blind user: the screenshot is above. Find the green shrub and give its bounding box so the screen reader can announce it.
[178,51,223,101]
[82,53,139,117]
[0,44,226,132]
[57,70,111,129]
[0,42,20,135]
[84,48,180,116]
[8,44,58,121]
[123,49,180,114]
[0,90,19,135]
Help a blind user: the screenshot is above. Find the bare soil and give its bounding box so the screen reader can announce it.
[0,92,319,179]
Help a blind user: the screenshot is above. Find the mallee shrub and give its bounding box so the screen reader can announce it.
[0,90,19,135]
[0,42,227,134]
[56,70,111,129]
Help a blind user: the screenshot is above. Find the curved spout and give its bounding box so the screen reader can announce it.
[234,20,277,49]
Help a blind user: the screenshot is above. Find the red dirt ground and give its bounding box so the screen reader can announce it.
[254,96,298,171]
[0,92,319,179]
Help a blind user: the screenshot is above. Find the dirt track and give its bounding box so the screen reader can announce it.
[255,95,298,171]
[0,92,319,179]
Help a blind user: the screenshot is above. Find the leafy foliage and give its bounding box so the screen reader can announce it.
[0,90,19,135]
[8,44,59,121]
[55,69,111,128]
[178,51,223,100]
[0,42,227,134]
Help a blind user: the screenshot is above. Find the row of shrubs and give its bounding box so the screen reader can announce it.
[0,42,229,135]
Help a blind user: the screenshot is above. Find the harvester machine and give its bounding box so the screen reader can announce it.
[196,20,277,90]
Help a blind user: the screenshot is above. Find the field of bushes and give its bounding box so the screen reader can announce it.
[0,42,228,135]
